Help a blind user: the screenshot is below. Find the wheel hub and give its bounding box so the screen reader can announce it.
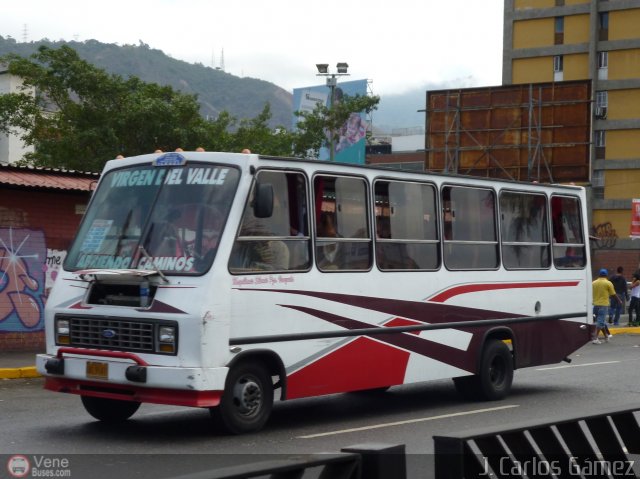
[233,378,262,415]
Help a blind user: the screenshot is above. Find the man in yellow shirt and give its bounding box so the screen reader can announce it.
[592,268,621,344]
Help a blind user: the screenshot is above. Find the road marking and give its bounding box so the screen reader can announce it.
[536,360,620,371]
[297,404,519,439]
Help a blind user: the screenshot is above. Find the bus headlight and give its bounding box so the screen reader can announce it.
[158,326,176,353]
[56,319,70,345]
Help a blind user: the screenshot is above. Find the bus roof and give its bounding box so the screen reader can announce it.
[103,151,584,193]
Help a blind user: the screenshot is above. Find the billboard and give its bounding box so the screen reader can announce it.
[292,79,368,165]
[426,81,591,182]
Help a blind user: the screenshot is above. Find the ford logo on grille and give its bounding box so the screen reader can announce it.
[102,329,117,339]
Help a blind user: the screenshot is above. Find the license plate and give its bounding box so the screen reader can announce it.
[86,361,108,380]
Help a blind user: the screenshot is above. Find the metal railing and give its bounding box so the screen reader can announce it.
[433,405,640,478]
[168,407,640,478]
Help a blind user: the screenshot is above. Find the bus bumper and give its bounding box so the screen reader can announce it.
[36,352,227,407]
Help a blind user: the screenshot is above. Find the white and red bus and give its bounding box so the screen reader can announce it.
[37,151,592,433]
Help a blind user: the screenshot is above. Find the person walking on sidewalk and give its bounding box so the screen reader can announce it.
[629,272,640,326]
[609,266,628,326]
[592,268,621,344]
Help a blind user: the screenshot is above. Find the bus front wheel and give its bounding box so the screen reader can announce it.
[453,339,513,401]
[211,361,273,434]
[80,396,141,422]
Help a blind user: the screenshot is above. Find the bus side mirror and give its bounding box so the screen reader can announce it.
[253,183,274,218]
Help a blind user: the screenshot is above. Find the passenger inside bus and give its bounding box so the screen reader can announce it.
[316,212,344,269]
[375,217,419,270]
[230,215,290,272]
[146,209,184,257]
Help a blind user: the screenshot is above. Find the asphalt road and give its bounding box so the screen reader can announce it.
[2,335,639,478]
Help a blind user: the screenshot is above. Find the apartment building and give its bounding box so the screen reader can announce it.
[0,66,34,165]
[503,0,640,269]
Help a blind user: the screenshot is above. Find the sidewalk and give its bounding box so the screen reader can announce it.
[2,320,640,380]
[0,350,42,379]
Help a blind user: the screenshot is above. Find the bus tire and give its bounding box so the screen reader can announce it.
[453,339,513,401]
[211,361,273,434]
[80,396,141,422]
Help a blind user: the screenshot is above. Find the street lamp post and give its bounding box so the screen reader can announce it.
[316,62,349,161]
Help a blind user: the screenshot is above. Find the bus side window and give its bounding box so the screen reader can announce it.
[314,175,371,271]
[374,180,439,270]
[551,195,585,269]
[442,186,499,270]
[229,171,311,273]
[500,191,550,269]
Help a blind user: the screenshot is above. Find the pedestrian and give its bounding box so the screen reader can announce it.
[592,268,621,343]
[629,271,640,326]
[608,266,628,325]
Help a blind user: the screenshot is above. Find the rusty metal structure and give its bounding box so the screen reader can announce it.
[425,81,591,183]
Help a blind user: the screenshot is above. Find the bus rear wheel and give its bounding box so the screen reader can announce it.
[211,361,273,434]
[80,396,141,422]
[453,339,513,401]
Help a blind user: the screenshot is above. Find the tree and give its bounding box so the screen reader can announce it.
[0,45,380,169]
[230,103,295,156]
[0,46,211,171]
[292,92,380,158]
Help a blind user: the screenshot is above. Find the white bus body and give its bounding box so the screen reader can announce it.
[37,151,592,433]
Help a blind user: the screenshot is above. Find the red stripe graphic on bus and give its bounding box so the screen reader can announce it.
[237,285,588,398]
[286,336,410,399]
[282,304,480,370]
[249,288,522,324]
[427,281,581,303]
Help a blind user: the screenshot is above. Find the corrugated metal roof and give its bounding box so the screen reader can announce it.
[0,165,99,192]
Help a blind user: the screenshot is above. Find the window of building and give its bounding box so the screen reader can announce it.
[229,170,311,273]
[596,91,608,108]
[374,180,439,271]
[314,175,371,271]
[598,51,608,69]
[599,12,609,41]
[595,91,608,119]
[597,51,608,80]
[442,185,498,270]
[595,130,606,159]
[555,17,564,45]
[551,195,585,269]
[592,171,605,199]
[553,55,564,81]
[592,170,605,188]
[499,191,550,269]
[553,55,564,72]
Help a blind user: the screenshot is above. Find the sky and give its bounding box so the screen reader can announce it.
[1,0,505,97]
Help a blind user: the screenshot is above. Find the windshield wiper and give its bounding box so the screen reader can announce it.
[137,245,169,283]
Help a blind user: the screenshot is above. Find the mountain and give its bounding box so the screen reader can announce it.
[0,36,293,128]
[1,36,477,134]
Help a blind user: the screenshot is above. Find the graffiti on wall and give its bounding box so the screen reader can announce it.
[591,222,618,249]
[45,249,67,293]
[0,228,47,332]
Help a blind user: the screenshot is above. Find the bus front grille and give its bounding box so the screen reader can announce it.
[69,317,154,352]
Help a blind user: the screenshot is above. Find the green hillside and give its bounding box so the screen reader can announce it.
[0,36,293,128]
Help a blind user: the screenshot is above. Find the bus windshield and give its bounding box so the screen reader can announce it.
[65,162,240,275]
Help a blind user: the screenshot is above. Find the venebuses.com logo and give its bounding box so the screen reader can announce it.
[6,455,71,477]
[7,455,30,478]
